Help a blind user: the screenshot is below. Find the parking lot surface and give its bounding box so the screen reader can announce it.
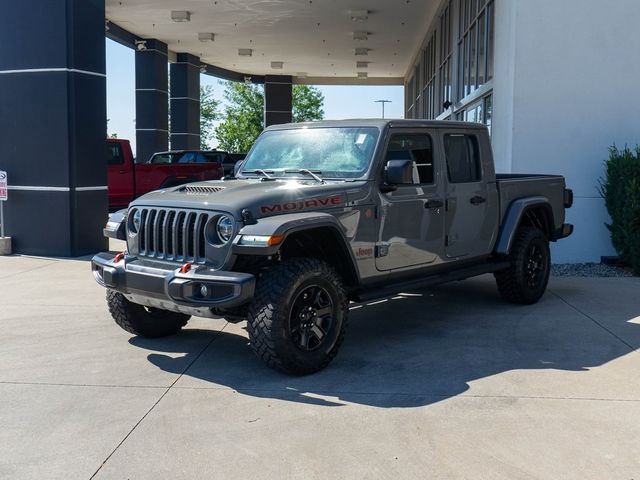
[1,246,639,479]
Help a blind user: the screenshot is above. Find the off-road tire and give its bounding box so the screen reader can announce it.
[247,258,349,375]
[494,226,551,305]
[106,289,190,337]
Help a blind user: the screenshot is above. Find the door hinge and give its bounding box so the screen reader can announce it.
[445,235,449,247]
[375,244,389,258]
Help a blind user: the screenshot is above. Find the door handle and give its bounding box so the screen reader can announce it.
[119,170,128,174]
[425,199,444,209]
[470,196,486,205]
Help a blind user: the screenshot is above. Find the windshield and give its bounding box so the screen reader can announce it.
[240,127,379,179]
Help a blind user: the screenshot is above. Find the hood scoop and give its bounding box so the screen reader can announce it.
[178,185,226,195]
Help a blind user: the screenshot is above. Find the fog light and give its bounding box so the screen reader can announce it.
[199,284,209,298]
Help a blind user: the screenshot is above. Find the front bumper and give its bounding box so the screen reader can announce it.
[91,252,255,313]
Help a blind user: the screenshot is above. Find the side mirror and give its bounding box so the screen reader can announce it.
[233,160,245,177]
[385,159,414,185]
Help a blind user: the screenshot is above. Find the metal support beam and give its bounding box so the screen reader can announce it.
[170,53,200,150]
[135,39,168,163]
[264,75,293,127]
[0,0,108,255]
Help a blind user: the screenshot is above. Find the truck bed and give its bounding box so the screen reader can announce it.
[495,174,567,231]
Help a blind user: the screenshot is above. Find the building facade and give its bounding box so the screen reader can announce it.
[404,0,640,263]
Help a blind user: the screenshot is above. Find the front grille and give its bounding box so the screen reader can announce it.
[179,185,225,195]
[136,208,209,263]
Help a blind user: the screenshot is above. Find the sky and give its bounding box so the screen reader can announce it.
[106,39,404,154]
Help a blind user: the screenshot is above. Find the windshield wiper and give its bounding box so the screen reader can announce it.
[284,169,325,184]
[242,169,275,180]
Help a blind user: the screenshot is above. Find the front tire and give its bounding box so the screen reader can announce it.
[106,289,190,337]
[247,258,349,375]
[494,226,551,305]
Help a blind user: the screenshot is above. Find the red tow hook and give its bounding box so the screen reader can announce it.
[180,262,193,274]
[114,252,125,263]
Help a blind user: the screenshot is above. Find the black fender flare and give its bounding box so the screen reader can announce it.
[494,197,554,254]
[232,212,360,281]
[104,209,128,240]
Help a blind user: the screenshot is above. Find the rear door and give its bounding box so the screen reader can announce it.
[442,131,497,259]
[375,130,446,271]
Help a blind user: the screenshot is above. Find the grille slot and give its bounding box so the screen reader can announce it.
[136,208,210,263]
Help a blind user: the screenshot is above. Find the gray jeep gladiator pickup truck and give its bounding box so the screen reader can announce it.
[92,120,573,374]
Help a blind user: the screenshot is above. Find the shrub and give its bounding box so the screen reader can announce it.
[600,145,640,274]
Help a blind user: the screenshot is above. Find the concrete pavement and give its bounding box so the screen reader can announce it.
[1,248,639,479]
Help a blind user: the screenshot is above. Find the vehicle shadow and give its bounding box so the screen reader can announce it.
[130,276,639,408]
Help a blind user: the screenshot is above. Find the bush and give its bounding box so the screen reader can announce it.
[600,145,640,274]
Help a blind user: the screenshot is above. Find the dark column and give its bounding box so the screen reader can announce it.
[135,39,168,163]
[264,75,293,127]
[170,53,201,150]
[0,0,107,256]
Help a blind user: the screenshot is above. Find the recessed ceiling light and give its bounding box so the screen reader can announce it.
[353,31,369,41]
[198,32,214,42]
[358,72,368,78]
[356,61,369,68]
[171,11,191,22]
[349,9,369,21]
[238,48,253,57]
[271,61,284,69]
[355,48,369,56]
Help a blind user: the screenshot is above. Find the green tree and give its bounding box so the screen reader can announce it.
[199,84,220,149]
[215,82,324,152]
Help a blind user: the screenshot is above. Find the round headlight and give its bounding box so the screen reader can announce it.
[216,215,234,243]
[129,209,141,235]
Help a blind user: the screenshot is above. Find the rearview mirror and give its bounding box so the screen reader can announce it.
[385,159,414,185]
[233,160,245,177]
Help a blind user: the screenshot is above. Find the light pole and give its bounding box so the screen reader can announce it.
[375,99,392,119]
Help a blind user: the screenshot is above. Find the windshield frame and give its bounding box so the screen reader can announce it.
[237,126,383,181]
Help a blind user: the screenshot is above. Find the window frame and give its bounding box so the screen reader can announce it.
[383,131,437,186]
[107,142,124,166]
[443,133,482,184]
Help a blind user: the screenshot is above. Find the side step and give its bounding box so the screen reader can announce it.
[353,261,510,303]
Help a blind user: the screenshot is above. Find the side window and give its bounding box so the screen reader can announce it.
[444,134,481,183]
[177,152,197,163]
[385,134,434,184]
[150,154,172,164]
[204,153,221,163]
[107,143,124,165]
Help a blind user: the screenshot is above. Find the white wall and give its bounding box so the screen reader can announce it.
[492,0,640,263]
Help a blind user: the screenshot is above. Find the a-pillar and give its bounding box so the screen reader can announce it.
[0,0,107,255]
[170,53,201,149]
[264,75,293,127]
[135,39,168,163]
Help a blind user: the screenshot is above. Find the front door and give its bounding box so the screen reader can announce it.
[376,131,445,271]
[107,141,134,207]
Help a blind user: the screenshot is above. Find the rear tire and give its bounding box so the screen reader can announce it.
[106,289,190,337]
[247,258,348,375]
[494,227,550,305]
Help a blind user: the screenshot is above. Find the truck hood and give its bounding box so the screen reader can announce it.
[129,178,368,219]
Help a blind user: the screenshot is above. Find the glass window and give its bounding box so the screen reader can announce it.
[444,134,481,183]
[457,0,494,101]
[385,134,434,184]
[150,153,172,164]
[107,143,123,165]
[176,152,196,163]
[240,127,380,179]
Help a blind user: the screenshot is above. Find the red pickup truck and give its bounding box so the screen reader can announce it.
[107,138,232,209]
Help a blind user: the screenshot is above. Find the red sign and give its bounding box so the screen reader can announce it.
[0,171,7,201]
